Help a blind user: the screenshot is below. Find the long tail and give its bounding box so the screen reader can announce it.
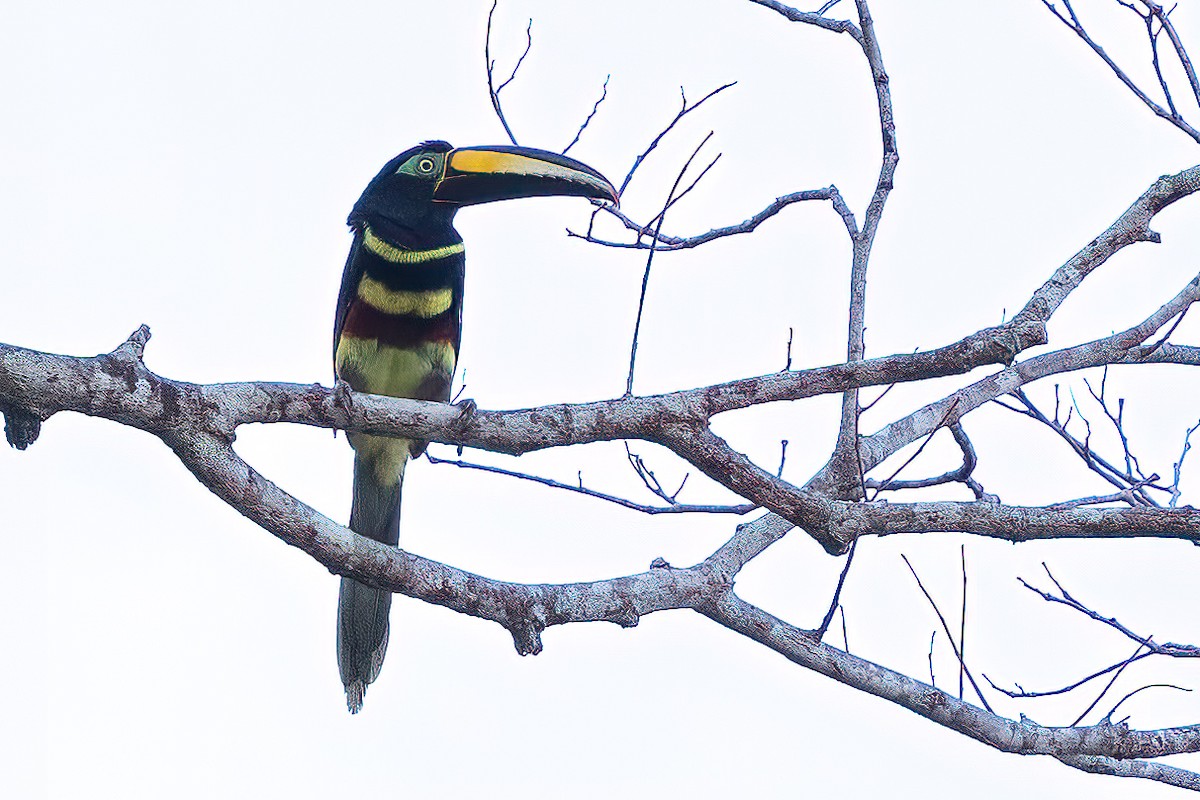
[337,443,406,713]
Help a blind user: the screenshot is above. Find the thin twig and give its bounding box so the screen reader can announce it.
[901,554,994,712]
[624,442,693,504]
[859,381,897,414]
[959,545,967,702]
[1082,370,1154,500]
[1071,642,1147,727]
[638,153,723,233]
[1040,0,1200,142]
[1170,418,1200,507]
[928,631,937,688]
[1146,304,1190,354]
[1153,0,1200,108]
[1045,483,1160,510]
[625,132,714,396]
[484,1,529,146]
[864,421,982,495]
[617,83,735,197]
[426,450,755,515]
[1144,5,1180,116]
[1018,564,1200,658]
[866,399,960,498]
[572,186,857,250]
[998,389,1171,503]
[1106,682,1192,723]
[815,539,858,639]
[985,652,1157,699]
[562,74,610,155]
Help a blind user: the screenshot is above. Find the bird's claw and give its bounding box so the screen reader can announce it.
[452,398,477,456]
[332,379,355,412]
[453,397,477,429]
[331,379,355,438]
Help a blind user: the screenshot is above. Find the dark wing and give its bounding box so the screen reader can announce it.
[333,228,366,365]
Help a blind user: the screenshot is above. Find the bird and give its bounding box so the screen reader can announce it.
[332,140,618,713]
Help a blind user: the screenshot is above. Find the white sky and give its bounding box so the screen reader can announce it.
[2,1,1200,797]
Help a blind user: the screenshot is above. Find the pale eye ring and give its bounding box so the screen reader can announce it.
[417,157,436,173]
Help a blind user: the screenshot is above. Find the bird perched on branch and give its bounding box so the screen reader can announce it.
[333,140,618,712]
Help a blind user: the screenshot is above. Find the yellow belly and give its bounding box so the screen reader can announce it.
[335,336,456,397]
[334,335,457,484]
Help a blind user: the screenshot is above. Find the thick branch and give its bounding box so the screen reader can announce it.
[829,0,901,497]
[701,591,1200,762]
[170,427,729,655]
[854,272,1200,486]
[1014,165,1200,325]
[0,317,1050,453]
[4,304,1198,560]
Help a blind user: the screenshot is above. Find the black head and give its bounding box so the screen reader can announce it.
[348,140,618,245]
[348,140,457,242]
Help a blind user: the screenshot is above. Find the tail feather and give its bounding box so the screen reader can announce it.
[337,442,406,713]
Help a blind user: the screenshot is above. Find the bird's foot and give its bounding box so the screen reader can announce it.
[453,397,477,428]
[331,379,355,438]
[333,378,355,410]
[452,397,477,456]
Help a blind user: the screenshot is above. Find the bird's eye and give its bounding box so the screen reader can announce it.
[417,157,436,173]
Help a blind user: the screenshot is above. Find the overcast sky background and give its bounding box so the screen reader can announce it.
[3,1,1200,797]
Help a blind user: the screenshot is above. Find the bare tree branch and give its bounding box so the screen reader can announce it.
[1170,417,1200,507]
[1107,683,1193,724]
[1020,565,1200,658]
[747,0,864,42]
[1041,0,1200,142]
[704,591,1200,765]
[815,539,857,640]
[1055,753,1200,790]
[562,74,610,155]
[864,423,985,496]
[7,4,1200,790]
[625,132,715,396]
[997,387,1166,506]
[5,319,1200,566]
[425,449,755,516]
[570,187,858,249]
[826,0,901,498]
[959,545,968,702]
[484,1,530,146]
[986,652,1157,700]
[616,82,735,197]
[901,554,993,712]
[1071,642,1148,727]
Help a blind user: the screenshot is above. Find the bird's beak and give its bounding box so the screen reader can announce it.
[433,145,619,207]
